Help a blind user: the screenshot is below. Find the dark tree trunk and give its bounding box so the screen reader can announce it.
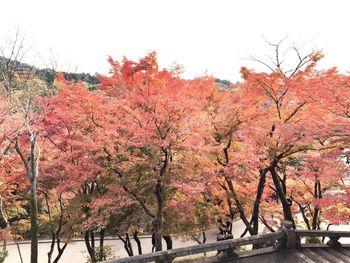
[47,233,55,263]
[251,168,268,249]
[133,231,142,255]
[202,232,207,244]
[85,230,97,262]
[251,168,268,235]
[119,233,134,256]
[163,235,172,250]
[52,243,67,263]
[224,175,253,235]
[153,179,163,252]
[312,180,322,230]
[99,229,105,261]
[126,233,133,256]
[269,166,295,227]
[91,231,95,252]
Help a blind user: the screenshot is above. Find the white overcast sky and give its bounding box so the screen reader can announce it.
[0,0,349,81]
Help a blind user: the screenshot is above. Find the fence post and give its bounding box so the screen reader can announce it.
[327,236,341,248]
[282,220,299,249]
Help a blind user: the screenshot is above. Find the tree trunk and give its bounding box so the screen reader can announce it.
[14,135,39,263]
[90,231,95,252]
[163,235,172,250]
[99,229,105,261]
[202,232,207,244]
[29,136,38,263]
[224,175,253,235]
[84,230,96,262]
[133,231,142,255]
[52,243,67,263]
[126,233,134,256]
[297,203,311,230]
[312,180,322,230]
[269,166,295,227]
[47,232,55,263]
[119,233,134,256]
[15,242,24,263]
[153,179,163,252]
[251,168,267,236]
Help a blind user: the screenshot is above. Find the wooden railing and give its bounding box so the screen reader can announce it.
[103,231,284,263]
[103,221,350,263]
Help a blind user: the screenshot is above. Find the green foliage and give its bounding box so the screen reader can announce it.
[260,240,276,248]
[0,249,8,263]
[234,246,247,253]
[85,245,113,262]
[305,237,322,244]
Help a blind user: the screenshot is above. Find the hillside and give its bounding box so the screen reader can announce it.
[0,56,99,90]
[1,57,232,91]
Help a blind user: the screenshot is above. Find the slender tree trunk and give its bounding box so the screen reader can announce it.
[119,234,134,256]
[16,242,24,263]
[153,179,163,252]
[91,231,95,252]
[52,243,67,263]
[163,235,172,250]
[84,230,96,262]
[47,232,55,263]
[202,232,207,256]
[224,175,253,235]
[29,136,38,263]
[312,180,322,230]
[250,168,268,249]
[133,231,142,255]
[126,233,133,256]
[269,166,295,227]
[251,168,268,235]
[202,232,207,244]
[15,135,39,263]
[99,229,105,261]
[301,206,311,230]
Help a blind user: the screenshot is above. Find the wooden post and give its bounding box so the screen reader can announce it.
[282,220,297,249]
[327,236,341,248]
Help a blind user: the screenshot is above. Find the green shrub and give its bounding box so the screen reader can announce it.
[0,249,8,263]
[305,237,321,244]
[86,245,113,262]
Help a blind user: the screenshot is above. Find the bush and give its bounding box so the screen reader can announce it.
[86,245,113,262]
[0,249,8,263]
[305,237,321,244]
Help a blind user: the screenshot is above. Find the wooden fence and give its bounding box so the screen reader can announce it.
[102,221,350,263]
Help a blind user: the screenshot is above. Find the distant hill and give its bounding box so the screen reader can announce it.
[0,57,234,92]
[38,69,99,87]
[214,78,231,88]
[0,56,99,90]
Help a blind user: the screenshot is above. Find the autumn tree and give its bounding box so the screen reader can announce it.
[0,31,49,263]
[98,52,216,252]
[234,40,347,235]
[40,74,109,262]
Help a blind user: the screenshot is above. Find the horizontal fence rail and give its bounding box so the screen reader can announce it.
[104,231,285,263]
[102,221,350,263]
